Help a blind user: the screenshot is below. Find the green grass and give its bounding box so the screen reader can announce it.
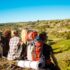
[0,19,70,70]
[52,39,70,53]
[51,39,70,70]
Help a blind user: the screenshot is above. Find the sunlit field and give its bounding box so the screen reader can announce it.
[0,19,70,70]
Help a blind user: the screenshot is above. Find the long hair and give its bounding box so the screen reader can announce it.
[21,28,28,44]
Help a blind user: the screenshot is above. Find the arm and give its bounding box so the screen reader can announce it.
[50,52,60,70]
[50,52,58,66]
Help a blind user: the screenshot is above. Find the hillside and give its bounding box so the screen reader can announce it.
[0,19,70,39]
[0,19,70,70]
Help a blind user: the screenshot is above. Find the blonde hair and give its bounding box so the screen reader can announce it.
[21,28,28,44]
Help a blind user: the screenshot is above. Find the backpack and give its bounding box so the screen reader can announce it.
[32,40,43,61]
[27,38,43,61]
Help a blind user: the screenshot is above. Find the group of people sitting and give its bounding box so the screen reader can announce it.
[0,28,60,70]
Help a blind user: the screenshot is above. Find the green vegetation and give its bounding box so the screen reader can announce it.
[0,19,70,70]
[52,39,70,53]
[52,39,70,70]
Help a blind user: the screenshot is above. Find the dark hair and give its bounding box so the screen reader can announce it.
[39,32,47,41]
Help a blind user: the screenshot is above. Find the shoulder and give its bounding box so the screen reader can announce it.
[43,43,51,48]
[15,36,20,40]
[11,36,20,40]
[43,43,53,51]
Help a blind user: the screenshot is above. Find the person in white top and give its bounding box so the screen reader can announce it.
[7,30,22,60]
[26,31,38,61]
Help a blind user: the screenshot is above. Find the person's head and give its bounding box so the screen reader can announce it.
[11,30,19,37]
[27,31,38,41]
[39,32,47,42]
[21,28,28,44]
[3,29,11,38]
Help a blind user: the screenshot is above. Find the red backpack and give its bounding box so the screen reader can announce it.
[32,39,43,61]
[26,35,43,61]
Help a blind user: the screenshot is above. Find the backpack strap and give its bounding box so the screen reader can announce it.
[31,40,37,60]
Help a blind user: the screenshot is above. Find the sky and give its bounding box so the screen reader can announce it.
[0,0,70,23]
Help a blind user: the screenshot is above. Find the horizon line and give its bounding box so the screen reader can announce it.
[0,18,70,24]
